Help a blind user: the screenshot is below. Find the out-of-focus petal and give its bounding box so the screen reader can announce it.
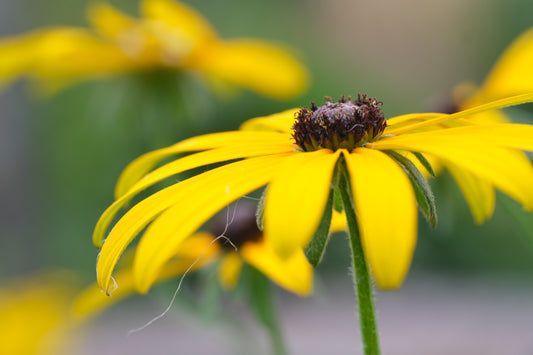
[239,108,299,133]
[217,252,243,290]
[446,162,495,224]
[0,272,77,355]
[344,148,417,289]
[88,2,136,41]
[474,27,533,102]
[141,0,217,42]
[241,239,313,296]
[193,39,308,99]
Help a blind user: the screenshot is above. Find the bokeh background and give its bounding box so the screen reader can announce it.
[2,0,533,354]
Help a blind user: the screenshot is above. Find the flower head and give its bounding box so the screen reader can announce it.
[0,0,308,99]
[93,93,533,292]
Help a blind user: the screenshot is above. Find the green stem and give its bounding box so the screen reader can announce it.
[249,268,288,355]
[338,167,381,355]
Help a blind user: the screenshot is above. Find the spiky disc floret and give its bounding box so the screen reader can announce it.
[292,94,387,152]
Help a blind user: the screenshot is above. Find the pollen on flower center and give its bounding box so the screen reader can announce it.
[292,94,387,152]
[209,203,262,249]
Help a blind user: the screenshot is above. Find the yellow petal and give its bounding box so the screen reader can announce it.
[445,162,495,224]
[130,154,289,293]
[330,210,347,233]
[114,130,289,198]
[239,108,299,133]
[241,239,313,296]
[374,134,533,210]
[217,252,243,290]
[386,92,533,135]
[193,39,309,99]
[264,150,341,258]
[88,2,136,41]
[410,123,533,152]
[344,148,417,289]
[384,112,446,132]
[475,27,533,102]
[0,34,37,88]
[141,0,217,42]
[0,27,130,92]
[93,139,293,247]
[74,234,219,319]
[0,273,76,355]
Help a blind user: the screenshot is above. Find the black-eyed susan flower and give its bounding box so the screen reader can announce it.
[94,92,533,296]
[93,92,533,354]
[0,0,308,99]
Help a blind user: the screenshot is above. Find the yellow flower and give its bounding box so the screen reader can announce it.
[93,93,533,292]
[0,272,78,355]
[0,0,308,99]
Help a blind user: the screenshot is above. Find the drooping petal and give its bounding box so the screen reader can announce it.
[241,239,313,296]
[386,92,533,135]
[239,108,299,133]
[141,0,217,42]
[130,154,289,293]
[344,148,417,289]
[94,139,293,247]
[217,252,243,290]
[445,162,495,224]
[193,39,309,99]
[264,150,341,258]
[114,130,288,198]
[373,134,533,210]
[74,233,219,320]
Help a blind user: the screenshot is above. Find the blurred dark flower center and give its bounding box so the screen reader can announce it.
[209,203,262,249]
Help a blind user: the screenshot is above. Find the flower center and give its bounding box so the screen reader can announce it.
[292,94,387,152]
[209,203,262,249]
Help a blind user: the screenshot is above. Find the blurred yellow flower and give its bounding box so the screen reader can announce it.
[0,0,308,99]
[0,272,78,355]
[93,93,533,292]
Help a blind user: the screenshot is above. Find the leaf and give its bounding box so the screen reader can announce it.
[304,188,334,266]
[412,151,436,177]
[385,150,437,227]
[255,187,267,231]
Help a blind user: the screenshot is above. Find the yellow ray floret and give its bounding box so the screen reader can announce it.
[94,93,533,294]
